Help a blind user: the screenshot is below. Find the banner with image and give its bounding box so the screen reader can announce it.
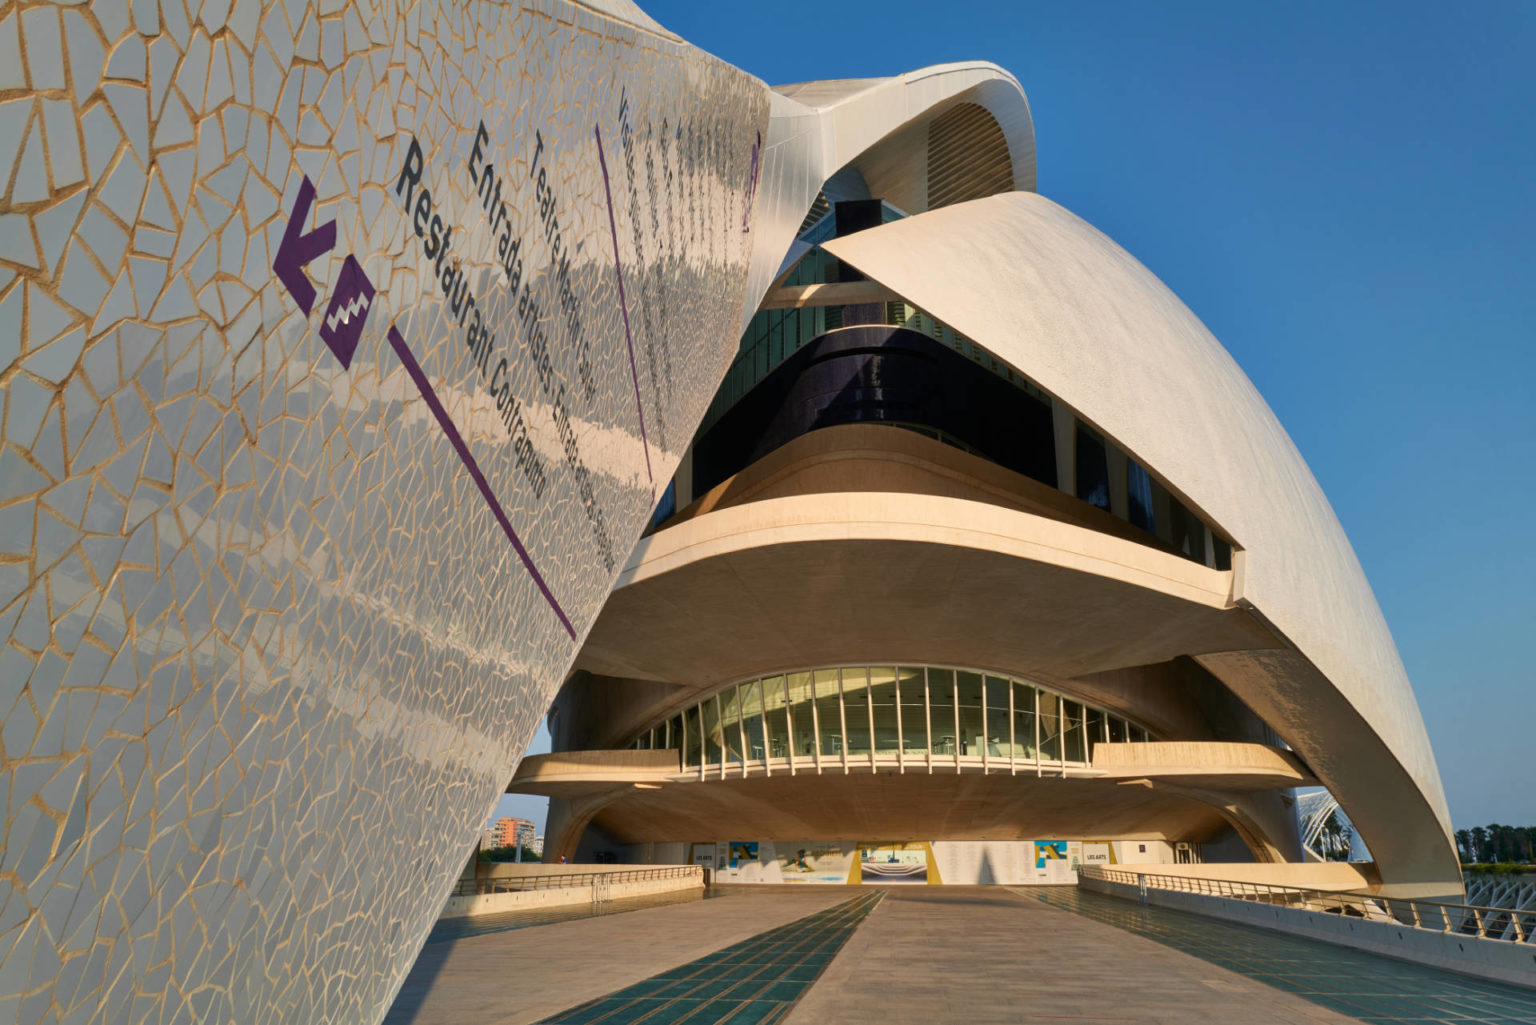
[766,842,855,883]
[860,842,933,884]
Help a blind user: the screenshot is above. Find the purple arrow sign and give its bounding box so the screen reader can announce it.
[269,170,574,639]
[273,176,336,317]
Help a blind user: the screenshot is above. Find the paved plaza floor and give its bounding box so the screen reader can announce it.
[383,885,1536,1025]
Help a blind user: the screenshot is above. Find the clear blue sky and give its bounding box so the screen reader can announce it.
[497,0,1534,835]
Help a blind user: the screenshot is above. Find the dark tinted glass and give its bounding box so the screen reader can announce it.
[1127,459,1154,531]
[1076,424,1111,511]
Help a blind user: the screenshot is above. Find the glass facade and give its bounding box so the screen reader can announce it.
[689,204,1237,574]
[630,664,1157,774]
[1075,424,1112,512]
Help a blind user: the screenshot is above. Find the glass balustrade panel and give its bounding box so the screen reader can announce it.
[762,675,789,760]
[870,667,900,756]
[682,705,702,768]
[928,668,956,756]
[1038,696,1062,762]
[1109,716,1127,744]
[718,687,746,768]
[700,695,725,769]
[1063,700,1087,763]
[1011,681,1036,759]
[898,667,927,755]
[985,675,1010,759]
[787,671,817,760]
[957,671,986,756]
[814,669,842,757]
[842,667,872,757]
[738,681,766,763]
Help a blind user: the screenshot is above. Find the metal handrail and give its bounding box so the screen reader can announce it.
[1079,866,1535,943]
[452,865,702,898]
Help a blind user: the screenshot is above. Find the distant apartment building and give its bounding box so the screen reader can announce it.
[491,817,536,851]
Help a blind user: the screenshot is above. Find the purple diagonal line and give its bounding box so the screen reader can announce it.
[593,124,655,500]
[387,325,575,639]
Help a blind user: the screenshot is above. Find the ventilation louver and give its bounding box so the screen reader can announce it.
[927,103,1013,210]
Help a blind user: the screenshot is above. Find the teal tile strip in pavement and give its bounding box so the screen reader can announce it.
[536,891,884,1025]
[1030,886,1536,1024]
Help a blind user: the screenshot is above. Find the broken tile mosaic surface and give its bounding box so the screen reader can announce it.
[0,1,774,1021]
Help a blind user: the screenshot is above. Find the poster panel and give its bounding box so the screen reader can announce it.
[768,842,854,883]
[932,841,1034,884]
[1034,840,1077,883]
[859,842,932,884]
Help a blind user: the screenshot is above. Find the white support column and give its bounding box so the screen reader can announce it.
[923,667,933,773]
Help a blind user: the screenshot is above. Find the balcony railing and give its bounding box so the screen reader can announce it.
[1079,866,1535,943]
[452,865,701,898]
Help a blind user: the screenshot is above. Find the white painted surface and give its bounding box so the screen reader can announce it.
[439,873,702,919]
[822,193,1456,890]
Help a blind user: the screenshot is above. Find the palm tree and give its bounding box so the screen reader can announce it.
[1487,823,1507,863]
[1470,826,1488,863]
[1319,810,1353,861]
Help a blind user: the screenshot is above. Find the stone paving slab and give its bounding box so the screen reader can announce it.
[781,886,1362,1025]
[383,887,853,1025]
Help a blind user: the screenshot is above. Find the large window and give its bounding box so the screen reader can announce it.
[843,667,872,758]
[870,667,901,756]
[1127,460,1154,532]
[899,667,927,756]
[787,672,817,760]
[631,665,1157,774]
[1076,424,1111,512]
[957,671,986,756]
[814,669,842,757]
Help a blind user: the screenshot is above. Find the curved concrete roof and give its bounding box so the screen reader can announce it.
[820,192,1457,891]
[740,62,1037,328]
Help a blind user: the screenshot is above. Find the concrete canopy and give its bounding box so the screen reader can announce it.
[819,192,1458,893]
[576,490,1279,689]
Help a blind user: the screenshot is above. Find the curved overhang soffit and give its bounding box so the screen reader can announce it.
[578,491,1280,687]
[739,62,1036,329]
[819,192,1457,891]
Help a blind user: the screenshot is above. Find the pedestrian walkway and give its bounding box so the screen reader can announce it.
[386,884,1536,1025]
[383,887,852,1025]
[784,886,1356,1025]
[1030,886,1536,1024]
[536,893,882,1024]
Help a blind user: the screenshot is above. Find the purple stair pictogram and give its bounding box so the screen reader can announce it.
[318,255,375,369]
